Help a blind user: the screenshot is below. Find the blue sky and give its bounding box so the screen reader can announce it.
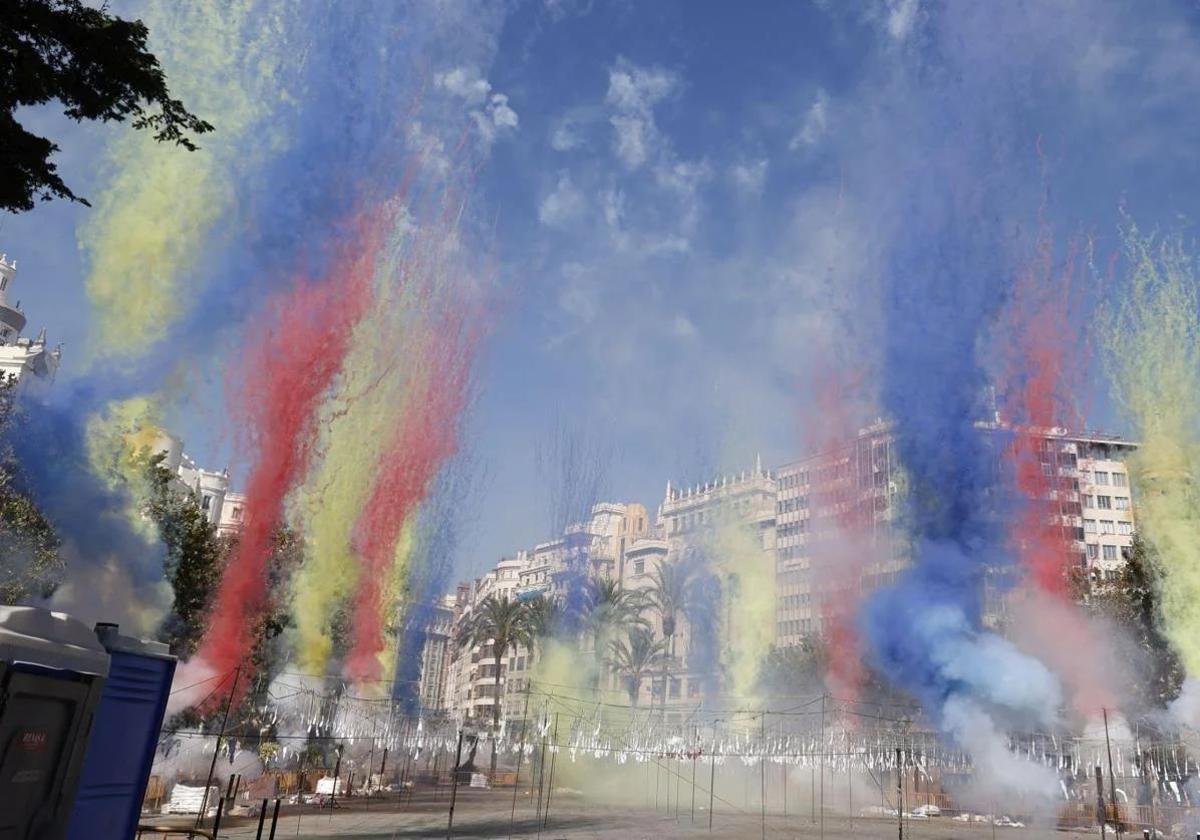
[6,0,1200,581]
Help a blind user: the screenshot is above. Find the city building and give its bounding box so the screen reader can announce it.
[0,253,61,383]
[773,421,1138,648]
[416,595,456,714]
[425,424,1139,722]
[148,430,245,534]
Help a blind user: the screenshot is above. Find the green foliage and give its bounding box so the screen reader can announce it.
[246,527,303,695]
[458,593,532,775]
[525,593,563,653]
[647,559,692,638]
[0,377,63,604]
[1088,535,1185,709]
[579,577,649,647]
[1,0,212,213]
[140,453,223,657]
[0,464,63,603]
[607,626,669,706]
[756,639,825,700]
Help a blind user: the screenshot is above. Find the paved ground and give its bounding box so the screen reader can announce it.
[147,788,1104,839]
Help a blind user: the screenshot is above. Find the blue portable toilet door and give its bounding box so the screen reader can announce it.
[0,668,100,840]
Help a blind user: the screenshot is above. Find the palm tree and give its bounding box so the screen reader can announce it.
[579,578,648,686]
[457,594,531,776]
[647,560,692,709]
[608,627,670,706]
[525,594,563,656]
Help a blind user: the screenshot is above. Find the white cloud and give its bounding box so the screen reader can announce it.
[790,89,830,150]
[490,94,519,130]
[435,66,492,105]
[672,313,698,339]
[538,171,586,228]
[557,262,600,326]
[437,66,519,147]
[405,121,451,178]
[606,57,679,169]
[885,0,920,42]
[730,159,769,198]
[551,120,582,151]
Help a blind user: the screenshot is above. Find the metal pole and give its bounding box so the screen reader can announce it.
[509,685,531,838]
[536,728,548,819]
[542,713,560,829]
[657,752,662,811]
[848,748,853,833]
[267,798,281,840]
[896,747,903,840]
[691,729,700,825]
[446,728,465,840]
[811,733,816,824]
[196,664,241,831]
[1096,765,1108,840]
[255,799,268,840]
[709,752,716,831]
[222,774,236,818]
[820,694,825,840]
[761,714,767,840]
[329,744,343,814]
[1103,708,1120,831]
[211,800,224,838]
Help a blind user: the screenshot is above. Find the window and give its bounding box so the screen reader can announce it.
[670,678,681,699]
[1103,545,1118,562]
[201,495,211,511]
[1114,497,1130,511]
[1083,494,1094,508]
[232,507,243,521]
[1112,472,1128,488]
[1087,544,1099,560]
[1083,519,1096,534]
[1117,522,1133,536]
[634,559,645,576]
[1094,471,1110,486]
[1100,520,1115,535]
[1097,495,1112,510]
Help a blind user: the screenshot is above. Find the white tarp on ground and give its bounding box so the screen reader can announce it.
[314,777,344,796]
[162,784,220,815]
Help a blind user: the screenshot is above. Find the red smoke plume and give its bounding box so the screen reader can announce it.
[193,213,384,703]
[1000,231,1115,716]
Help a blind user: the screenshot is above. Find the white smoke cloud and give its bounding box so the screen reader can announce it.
[606,57,679,169]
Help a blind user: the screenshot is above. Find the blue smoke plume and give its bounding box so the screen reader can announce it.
[16,1,500,630]
[2,382,167,628]
[855,5,1066,778]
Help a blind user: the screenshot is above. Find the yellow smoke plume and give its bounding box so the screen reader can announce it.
[79,0,290,357]
[288,228,427,674]
[711,510,775,704]
[370,517,417,690]
[85,395,169,536]
[1102,222,1200,672]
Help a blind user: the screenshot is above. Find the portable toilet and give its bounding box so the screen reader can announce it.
[0,606,109,840]
[66,623,177,840]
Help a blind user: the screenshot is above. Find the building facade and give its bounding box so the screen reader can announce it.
[421,424,1139,721]
[0,253,61,384]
